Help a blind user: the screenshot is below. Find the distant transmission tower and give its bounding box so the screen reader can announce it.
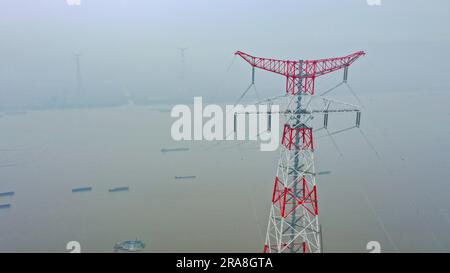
[235,50,365,253]
[178,47,188,74]
[177,47,189,95]
[74,53,83,90]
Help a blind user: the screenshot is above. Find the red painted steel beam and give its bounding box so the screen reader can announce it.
[235,51,365,95]
[235,51,365,78]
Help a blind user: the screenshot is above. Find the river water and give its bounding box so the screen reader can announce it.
[0,90,449,252]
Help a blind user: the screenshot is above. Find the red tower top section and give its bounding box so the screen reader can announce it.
[235,51,365,95]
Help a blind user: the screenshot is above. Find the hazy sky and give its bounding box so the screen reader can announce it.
[1,0,450,106]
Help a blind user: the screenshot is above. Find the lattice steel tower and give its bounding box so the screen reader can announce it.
[235,51,365,253]
[74,53,83,90]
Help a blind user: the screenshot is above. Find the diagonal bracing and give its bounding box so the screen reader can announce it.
[235,50,365,253]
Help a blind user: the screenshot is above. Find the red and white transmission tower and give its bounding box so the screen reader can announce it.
[235,50,365,253]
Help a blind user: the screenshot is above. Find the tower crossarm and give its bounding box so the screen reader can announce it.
[235,51,365,78]
[315,97,361,113]
[302,51,365,78]
[235,51,291,76]
[238,97,360,115]
[235,51,365,95]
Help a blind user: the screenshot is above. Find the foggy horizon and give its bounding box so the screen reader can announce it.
[1,0,450,110]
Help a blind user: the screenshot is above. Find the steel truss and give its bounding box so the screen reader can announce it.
[235,51,365,253]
